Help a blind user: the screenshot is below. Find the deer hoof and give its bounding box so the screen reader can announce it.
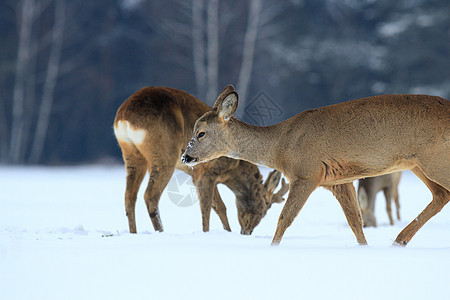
[393,240,408,247]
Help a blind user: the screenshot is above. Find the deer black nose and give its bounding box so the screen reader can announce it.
[182,154,197,164]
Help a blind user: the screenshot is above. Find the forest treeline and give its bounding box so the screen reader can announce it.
[1,0,449,164]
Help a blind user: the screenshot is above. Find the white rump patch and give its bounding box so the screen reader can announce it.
[114,120,146,145]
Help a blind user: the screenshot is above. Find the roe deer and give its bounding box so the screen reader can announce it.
[182,85,449,246]
[358,172,402,227]
[114,87,288,234]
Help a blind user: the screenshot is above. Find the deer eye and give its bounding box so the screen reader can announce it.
[197,132,205,139]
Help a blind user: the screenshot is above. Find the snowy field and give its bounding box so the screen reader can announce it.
[1,165,449,300]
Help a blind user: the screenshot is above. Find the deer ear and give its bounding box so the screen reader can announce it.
[216,92,238,121]
[213,85,236,110]
[264,170,282,194]
[272,178,289,204]
[213,85,238,121]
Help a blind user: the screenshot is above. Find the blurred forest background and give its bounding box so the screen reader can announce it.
[1,0,449,165]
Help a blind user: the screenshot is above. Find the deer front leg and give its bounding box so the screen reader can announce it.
[211,185,232,231]
[272,179,317,245]
[383,187,395,225]
[193,176,215,232]
[326,183,368,245]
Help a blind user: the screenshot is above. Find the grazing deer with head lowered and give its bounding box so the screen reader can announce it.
[358,172,402,227]
[114,87,288,235]
[182,85,449,247]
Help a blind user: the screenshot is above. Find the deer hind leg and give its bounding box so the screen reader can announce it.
[326,183,368,245]
[211,186,231,231]
[394,167,449,246]
[365,188,378,227]
[272,179,317,245]
[393,187,401,221]
[121,143,147,234]
[358,187,376,227]
[383,187,395,225]
[142,161,176,232]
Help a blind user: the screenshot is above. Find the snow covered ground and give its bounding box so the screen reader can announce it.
[1,165,449,299]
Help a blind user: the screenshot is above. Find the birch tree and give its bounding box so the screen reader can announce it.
[236,0,261,109]
[205,0,219,102]
[29,0,65,164]
[142,0,266,104]
[5,0,89,164]
[9,0,35,163]
[192,0,206,100]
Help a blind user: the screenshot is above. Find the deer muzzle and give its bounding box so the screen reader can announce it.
[181,153,198,166]
[240,228,253,235]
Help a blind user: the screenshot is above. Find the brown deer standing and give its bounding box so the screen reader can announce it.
[114,87,288,235]
[182,85,449,247]
[357,172,402,227]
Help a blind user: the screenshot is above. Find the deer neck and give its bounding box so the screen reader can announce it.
[227,119,281,171]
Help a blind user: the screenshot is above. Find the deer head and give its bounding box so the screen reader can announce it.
[223,161,289,235]
[181,85,239,166]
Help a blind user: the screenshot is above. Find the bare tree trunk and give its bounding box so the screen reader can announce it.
[20,2,39,163]
[29,0,65,164]
[192,0,206,101]
[206,0,219,103]
[237,0,261,113]
[9,0,35,164]
[0,97,8,162]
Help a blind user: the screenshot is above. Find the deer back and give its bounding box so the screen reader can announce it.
[114,87,211,148]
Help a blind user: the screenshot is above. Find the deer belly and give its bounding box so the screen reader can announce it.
[320,158,411,186]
